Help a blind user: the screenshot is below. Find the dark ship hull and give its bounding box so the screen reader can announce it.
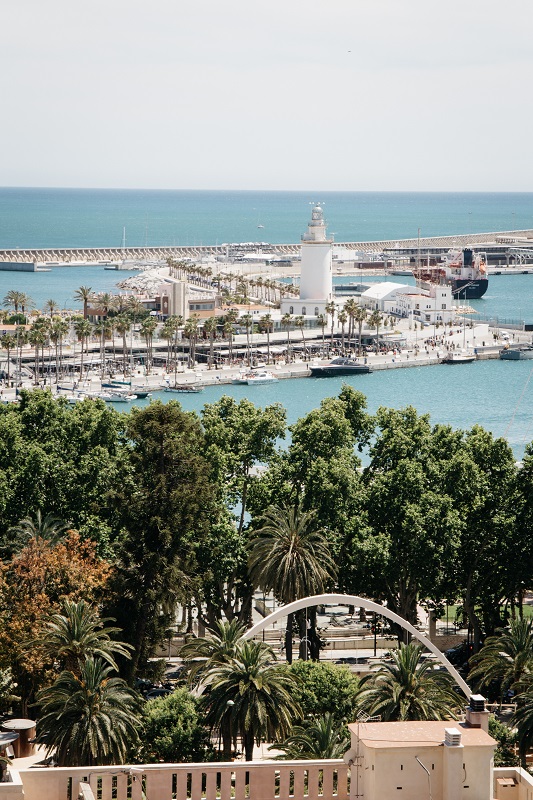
[451,278,489,300]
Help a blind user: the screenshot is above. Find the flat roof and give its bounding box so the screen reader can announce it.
[348,721,495,749]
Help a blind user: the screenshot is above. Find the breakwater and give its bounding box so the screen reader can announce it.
[1,229,533,265]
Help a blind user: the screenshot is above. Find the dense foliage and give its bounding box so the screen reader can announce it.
[1,385,533,764]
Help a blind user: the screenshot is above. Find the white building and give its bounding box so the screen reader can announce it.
[359,282,412,314]
[346,698,495,800]
[280,205,333,317]
[396,283,455,325]
[359,280,455,326]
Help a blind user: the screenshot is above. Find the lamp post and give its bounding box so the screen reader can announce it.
[226,700,235,761]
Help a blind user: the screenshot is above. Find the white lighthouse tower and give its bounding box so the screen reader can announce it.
[299,204,333,302]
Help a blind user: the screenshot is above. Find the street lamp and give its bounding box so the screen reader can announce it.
[226,700,235,761]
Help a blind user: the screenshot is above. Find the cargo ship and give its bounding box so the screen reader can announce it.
[414,248,488,299]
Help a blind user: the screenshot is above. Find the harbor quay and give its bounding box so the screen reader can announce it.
[0,320,515,404]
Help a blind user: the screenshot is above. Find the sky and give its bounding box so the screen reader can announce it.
[1,0,532,191]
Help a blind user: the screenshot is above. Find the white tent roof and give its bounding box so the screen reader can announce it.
[360,282,411,301]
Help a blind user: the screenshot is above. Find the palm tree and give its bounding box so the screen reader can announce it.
[316,313,327,354]
[337,310,348,354]
[259,314,273,364]
[181,620,246,684]
[356,643,460,721]
[368,309,383,354]
[468,619,533,699]
[36,657,142,766]
[140,317,158,374]
[511,692,533,766]
[184,314,200,368]
[273,712,350,759]
[201,640,301,760]
[44,298,60,319]
[241,313,253,366]
[181,620,245,759]
[325,301,336,350]
[281,313,293,362]
[3,290,27,314]
[28,326,46,385]
[51,318,69,382]
[203,316,218,369]
[295,316,308,359]
[73,318,93,380]
[248,503,336,664]
[0,333,16,383]
[6,510,70,555]
[73,286,93,319]
[33,599,132,677]
[353,306,368,355]
[343,298,357,343]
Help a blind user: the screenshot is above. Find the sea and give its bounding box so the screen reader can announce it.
[1,187,533,457]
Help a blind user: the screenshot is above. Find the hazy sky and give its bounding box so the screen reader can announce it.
[1,0,532,191]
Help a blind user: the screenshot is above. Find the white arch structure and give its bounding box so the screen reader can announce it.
[242,593,471,697]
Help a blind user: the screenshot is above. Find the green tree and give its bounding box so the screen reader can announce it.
[202,396,286,536]
[356,643,460,721]
[2,510,70,559]
[141,688,213,763]
[259,314,273,363]
[248,502,336,663]
[325,301,336,349]
[33,599,132,677]
[74,286,93,319]
[36,657,142,766]
[282,660,359,726]
[107,401,220,681]
[180,619,245,683]
[273,713,350,759]
[341,407,461,629]
[316,313,327,353]
[0,333,16,383]
[368,309,383,353]
[203,316,218,369]
[201,639,300,761]
[140,316,158,374]
[468,619,533,699]
[281,313,293,360]
[489,715,520,767]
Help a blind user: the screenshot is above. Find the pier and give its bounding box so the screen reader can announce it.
[0,229,532,266]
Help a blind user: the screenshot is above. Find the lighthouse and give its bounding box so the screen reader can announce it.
[299,204,333,302]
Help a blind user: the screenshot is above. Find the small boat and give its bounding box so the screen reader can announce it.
[309,357,372,377]
[132,389,152,399]
[442,351,477,364]
[499,345,533,360]
[232,370,278,385]
[97,391,136,402]
[164,384,204,393]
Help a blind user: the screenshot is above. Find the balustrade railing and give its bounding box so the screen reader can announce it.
[15,759,350,800]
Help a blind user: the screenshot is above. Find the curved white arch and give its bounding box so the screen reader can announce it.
[243,593,471,697]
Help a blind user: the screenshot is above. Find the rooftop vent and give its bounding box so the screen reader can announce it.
[469,695,485,712]
[444,728,462,747]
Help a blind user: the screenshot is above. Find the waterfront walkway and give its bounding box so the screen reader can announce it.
[1,229,533,264]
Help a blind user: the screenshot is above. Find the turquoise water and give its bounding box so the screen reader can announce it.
[0,266,137,313]
[1,188,533,248]
[2,187,533,456]
[133,359,533,459]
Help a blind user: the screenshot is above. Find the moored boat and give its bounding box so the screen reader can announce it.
[309,357,372,377]
[442,351,477,364]
[500,345,533,361]
[233,370,278,385]
[164,384,204,393]
[415,248,488,299]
